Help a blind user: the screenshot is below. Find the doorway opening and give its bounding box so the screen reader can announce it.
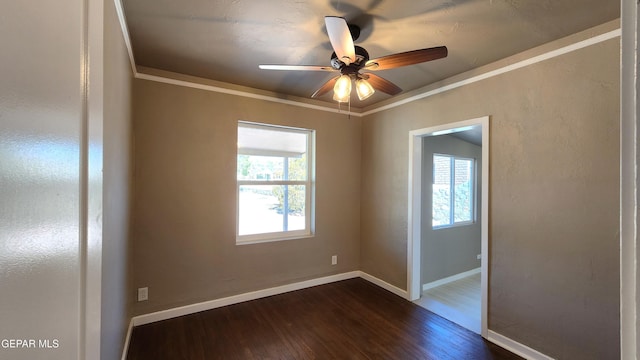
[407,116,489,337]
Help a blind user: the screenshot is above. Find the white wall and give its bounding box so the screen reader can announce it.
[0,0,103,359]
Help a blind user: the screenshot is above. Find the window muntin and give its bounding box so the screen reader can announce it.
[237,122,314,243]
[432,154,475,228]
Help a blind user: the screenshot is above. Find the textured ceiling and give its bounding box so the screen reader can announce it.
[123,0,619,107]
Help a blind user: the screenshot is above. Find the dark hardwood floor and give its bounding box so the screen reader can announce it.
[126,278,521,360]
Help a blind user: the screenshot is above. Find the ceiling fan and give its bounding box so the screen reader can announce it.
[259,16,448,102]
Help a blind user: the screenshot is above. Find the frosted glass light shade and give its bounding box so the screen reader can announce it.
[355,78,375,100]
[333,74,352,102]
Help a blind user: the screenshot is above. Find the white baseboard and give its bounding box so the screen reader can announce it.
[120,318,134,360]
[132,271,360,326]
[487,330,555,360]
[358,271,409,299]
[422,267,481,292]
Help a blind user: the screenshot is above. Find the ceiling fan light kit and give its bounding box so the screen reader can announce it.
[259,16,448,104]
[333,74,352,102]
[355,77,375,101]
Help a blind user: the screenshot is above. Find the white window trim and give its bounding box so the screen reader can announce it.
[236,121,315,244]
[432,153,476,229]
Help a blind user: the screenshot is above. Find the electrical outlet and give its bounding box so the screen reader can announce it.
[476,254,482,260]
[138,287,148,302]
[331,255,337,265]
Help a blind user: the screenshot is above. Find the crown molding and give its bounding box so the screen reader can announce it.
[113,0,620,118]
[361,24,620,116]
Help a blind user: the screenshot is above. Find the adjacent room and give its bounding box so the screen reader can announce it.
[2,0,632,359]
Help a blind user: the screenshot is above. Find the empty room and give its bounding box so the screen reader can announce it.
[2,0,638,360]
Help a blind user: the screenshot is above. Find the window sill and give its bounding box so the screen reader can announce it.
[433,221,475,230]
[236,234,315,246]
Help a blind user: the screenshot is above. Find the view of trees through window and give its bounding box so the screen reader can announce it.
[237,154,307,215]
[432,154,474,228]
[237,150,311,239]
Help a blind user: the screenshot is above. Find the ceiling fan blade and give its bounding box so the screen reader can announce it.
[325,16,356,65]
[364,73,402,95]
[259,64,335,71]
[365,46,448,71]
[311,76,339,98]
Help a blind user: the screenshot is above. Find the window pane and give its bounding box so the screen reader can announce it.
[287,185,306,231]
[238,125,307,157]
[433,155,451,227]
[237,155,284,181]
[454,158,473,223]
[239,185,307,236]
[238,185,283,235]
[287,154,307,181]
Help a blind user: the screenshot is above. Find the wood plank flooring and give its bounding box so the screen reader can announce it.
[127,278,520,360]
[415,273,481,333]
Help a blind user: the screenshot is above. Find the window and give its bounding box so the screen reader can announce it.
[237,121,315,243]
[432,154,475,228]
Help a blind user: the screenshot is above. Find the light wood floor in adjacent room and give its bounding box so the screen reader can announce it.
[414,272,481,334]
[126,278,520,360]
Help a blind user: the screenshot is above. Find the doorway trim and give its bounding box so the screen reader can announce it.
[407,116,489,338]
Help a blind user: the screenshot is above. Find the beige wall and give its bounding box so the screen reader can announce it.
[360,24,620,359]
[102,0,134,359]
[132,79,362,315]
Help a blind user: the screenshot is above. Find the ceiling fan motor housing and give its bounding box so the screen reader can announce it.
[330,45,370,70]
